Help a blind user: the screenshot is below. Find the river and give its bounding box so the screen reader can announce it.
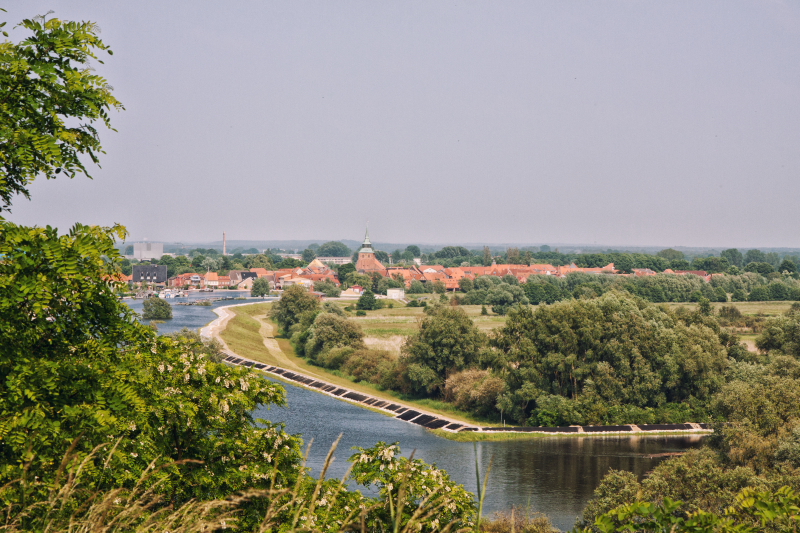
[125,296,704,531]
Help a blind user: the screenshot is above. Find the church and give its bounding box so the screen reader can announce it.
[355,229,387,273]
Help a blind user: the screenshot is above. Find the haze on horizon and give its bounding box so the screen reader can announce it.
[4,1,800,249]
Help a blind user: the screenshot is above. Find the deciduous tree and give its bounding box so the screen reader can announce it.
[0,15,123,211]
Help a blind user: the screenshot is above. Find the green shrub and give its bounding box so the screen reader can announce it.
[142,297,172,319]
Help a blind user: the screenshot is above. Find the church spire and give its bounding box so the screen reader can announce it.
[358,225,374,253]
[363,225,372,247]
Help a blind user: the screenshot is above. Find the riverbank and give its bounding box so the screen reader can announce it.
[202,302,713,442]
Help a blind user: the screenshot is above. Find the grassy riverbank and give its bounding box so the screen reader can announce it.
[218,302,499,430]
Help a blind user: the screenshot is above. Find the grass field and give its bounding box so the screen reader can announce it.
[662,300,795,316]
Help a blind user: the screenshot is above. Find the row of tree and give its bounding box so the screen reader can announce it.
[272,287,752,425]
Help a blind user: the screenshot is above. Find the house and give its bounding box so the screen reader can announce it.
[316,256,352,265]
[204,272,219,287]
[132,264,168,285]
[282,277,314,290]
[236,277,255,290]
[169,273,204,288]
[218,275,232,287]
[229,270,258,285]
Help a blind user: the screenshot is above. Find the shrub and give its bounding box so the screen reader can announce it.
[270,284,320,331]
[357,289,379,310]
[444,369,506,416]
[341,349,395,385]
[142,297,172,319]
[304,313,364,361]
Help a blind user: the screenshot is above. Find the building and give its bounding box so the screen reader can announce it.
[229,270,258,285]
[132,264,168,285]
[355,229,386,273]
[316,256,352,265]
[132,242,164,261]
[386,288,405,300]
[204,272,219,287]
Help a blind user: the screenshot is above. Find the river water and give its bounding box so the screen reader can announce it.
[125,297,704,531]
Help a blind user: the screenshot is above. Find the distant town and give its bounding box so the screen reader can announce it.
[118,229,800,306]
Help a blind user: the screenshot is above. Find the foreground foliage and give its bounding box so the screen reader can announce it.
[0,14,123,211]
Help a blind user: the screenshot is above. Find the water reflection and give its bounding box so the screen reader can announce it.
[257,377,704,531]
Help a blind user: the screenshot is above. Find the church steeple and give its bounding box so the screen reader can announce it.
[358,226,374,253]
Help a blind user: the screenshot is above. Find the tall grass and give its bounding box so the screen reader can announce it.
[1,437,548,533]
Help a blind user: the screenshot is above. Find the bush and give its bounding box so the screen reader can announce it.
[304,313,364,361]
[142,297,172,319]
[314,279,341,297]
[444,369,506,416]
[357,289,379,310]
[341,349,396,385]
[270,284,320,331]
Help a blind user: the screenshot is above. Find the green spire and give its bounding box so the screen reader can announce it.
[359,225,374,253]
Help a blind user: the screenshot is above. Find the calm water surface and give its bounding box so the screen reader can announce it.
[130,298,704,531]
[124,291,274,335]
[257,380,703,531]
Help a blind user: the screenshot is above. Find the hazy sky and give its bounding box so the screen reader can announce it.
[5,1,800,248]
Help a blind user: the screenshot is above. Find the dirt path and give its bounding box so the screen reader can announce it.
[255,314,301,370]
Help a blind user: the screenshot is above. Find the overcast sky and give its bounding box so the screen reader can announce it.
[5,1,800,248]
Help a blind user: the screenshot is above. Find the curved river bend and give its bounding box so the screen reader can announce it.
[127,297,703,531]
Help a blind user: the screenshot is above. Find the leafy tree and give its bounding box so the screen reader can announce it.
[755,310,800,357]
[745,261,775,275]
[486,284,529,315]
[401,306,487,394]
[356,289,379,310]
[779,259,798,274]
[336,262,356,280]
[483,246,492,266]
[303,312,364,361]
[246,253,273,269]
[142,297,173,320]
[276,257,303,269]
[313,279,341,297]
[721,248,744,268]
[693,256,730,273]
[745,249,767,264]
[251,277,271,297]
[317,241,351,257]
[374,250,390,263]
[201,256,220,272]
[492,292,728,425]
[431,280,446,294]
[301,248,316,262]
[407,280,426,294]
[458,277,474,292]
[0,15,123,211]
[656,248,684,261]
[269,284,320,332]
[0,222,304,524]
[405,244,421,257]
[345,271,373,290]
[670,258,692,270]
